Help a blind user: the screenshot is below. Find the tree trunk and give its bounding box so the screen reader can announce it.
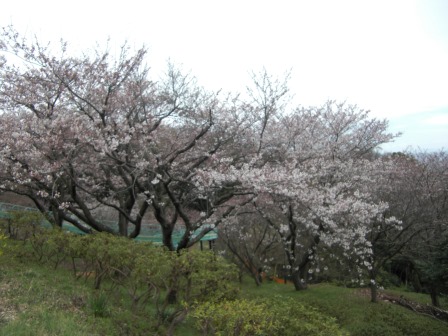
[166,289,178,305]
[253,269,262,286]
[238,267,244,284]
[129,218,142,238]
[370,270,378,303]
[118,213,128,237]
[370,283,378,303]
[162,225,175,251]
[292,269,308,290]
[49,205,64,228]
[430,285,440,307]
[412,272,423,293]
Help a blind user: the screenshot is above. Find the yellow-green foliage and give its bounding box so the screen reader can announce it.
[272,297,348,336]
[171,249,239,304]
[192,296,348,336]
[0,210,45,240]
[192,299,278,336]
[5,219,241,333]
[0,233,6,256]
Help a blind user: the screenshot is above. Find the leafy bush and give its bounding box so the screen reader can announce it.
[0,210,45,241]
[73,233,140,289]
[8,223,241,334]
[172,249,239,304]
[27,227,77,267]
[43,228,76,268]
[192,299,278,335]
[0,233,6,257]
[273,297,348,336]
[131,247,240,330]
[192,296,347,336]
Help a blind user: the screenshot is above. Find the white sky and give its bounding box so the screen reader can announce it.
[1,0,447,152]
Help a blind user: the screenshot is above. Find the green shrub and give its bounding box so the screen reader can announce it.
[0,210,45,241]
[0,233,6,256]
[192,296,347,336]
[173,249,239,304]
[7,226,242,334]
[273,297,348,336]
[27,227,75,267]
[192,299,278,335]
[28,229,50,261]
[44,228,75,268]
[131,243,173,306]
[131,247,240,330]
[68,232,146,289]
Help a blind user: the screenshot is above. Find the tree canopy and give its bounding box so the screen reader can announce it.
[4,25,443,301]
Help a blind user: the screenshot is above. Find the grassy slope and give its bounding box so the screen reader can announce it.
[0,255,117,335]
[384,287,448,309]
[1,243,447,336]
[242,279,448,336]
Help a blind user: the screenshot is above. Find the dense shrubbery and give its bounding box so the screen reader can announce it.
[192,296,348,336]
[2,211,354,335]
[1,213,241,333]
[192,299,278,335]
[0,210,45,241]
[5,213,447,335]
[0,233,5,256]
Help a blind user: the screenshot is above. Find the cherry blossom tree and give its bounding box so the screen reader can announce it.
[357,153,425,302]
[197,101,399,290]
[0,26,402,268]
[386,151,448,306]
[218,211,283,286]
[0,26,255,250]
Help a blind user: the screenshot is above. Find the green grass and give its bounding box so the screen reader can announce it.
[0,240,200,335]
[384,287,448,310]
[242,279,448,336]
[1,240,448,336]
[1,311,95,336]
[0,257,118,335]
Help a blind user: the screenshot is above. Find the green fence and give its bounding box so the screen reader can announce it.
[0,202,218,245]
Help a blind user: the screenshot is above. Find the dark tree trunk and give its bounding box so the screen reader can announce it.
[252,269,262,286]
[50,206,64,228]
[162,225,175,251]
[412,271,423,292]
[256,268,263,286]
[118,213,128,237]
[128,201,148,238]
[128,222,141,239]
[369,270,378,303]
[166,289,178,305]
[370,283,378,303]
[430,285,440,307]
[292,269,308,290]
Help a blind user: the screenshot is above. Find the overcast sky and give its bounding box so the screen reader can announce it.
[1,0,447,152]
